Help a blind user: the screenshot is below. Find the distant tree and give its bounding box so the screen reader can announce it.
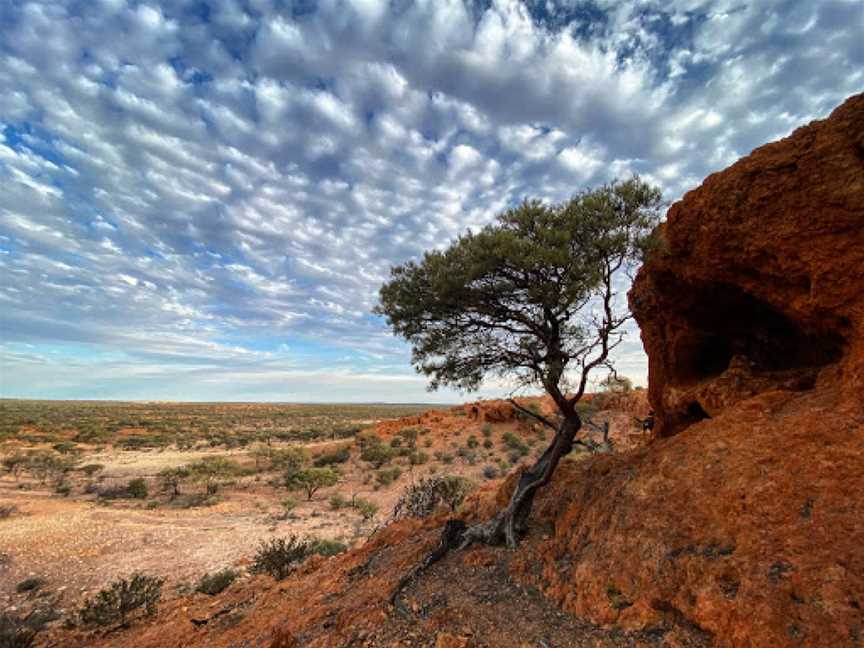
[158,467,190,500]
[285,467,339,501]
[187,457,238,496]
[377,177,662,548]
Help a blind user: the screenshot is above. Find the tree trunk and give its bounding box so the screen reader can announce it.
[459,413,580,549]
[390,412,581,608]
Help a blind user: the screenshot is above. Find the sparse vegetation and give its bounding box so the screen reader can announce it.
[196,568,238,595]
[79,573,164,626]
[15,577,46,594]
[127,478,148,500]
[0,505,18,520]
[250,536,312,580]
[285,466,339,500]
[391,476,474,520]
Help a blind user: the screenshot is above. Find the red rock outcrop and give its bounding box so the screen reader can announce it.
[510,92,864,645]
[630,93,864,437]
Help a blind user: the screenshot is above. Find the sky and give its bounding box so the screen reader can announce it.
[0,0,862,403]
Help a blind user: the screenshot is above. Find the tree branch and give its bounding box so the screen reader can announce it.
[507,398,558,430]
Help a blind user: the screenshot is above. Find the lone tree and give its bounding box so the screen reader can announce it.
[376,177,662,549]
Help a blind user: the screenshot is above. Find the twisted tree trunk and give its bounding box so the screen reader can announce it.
[458,413,580,549]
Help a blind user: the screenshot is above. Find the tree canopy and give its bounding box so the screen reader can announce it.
[376,176,662,414]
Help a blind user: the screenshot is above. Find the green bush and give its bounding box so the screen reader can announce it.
[196,569,237,596]
[55,483,71,497]
[329,493,350,510]
[391,476,474,520]
[308,538,348,557]
[375,467,402,487]
[284,467,339,500]
[353,497,379,521]
[482,465,499,480]
[409,451,429,465]
[127,478,148,499]
[359,444,395,468]
[79,464,104,478]
[466,435,479,449]
[313,445,351,467]
[79,573,163,626]
[250,536,311,580]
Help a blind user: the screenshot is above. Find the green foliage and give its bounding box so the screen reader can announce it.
[375,467,402,487]
[308,538,347,557]
[196,569,238,596]
[481,424,493,438]
[391,476,474,520]
[502,432,529,460]
[270,447,309,473]
[399,428,419,447]
[158,467,190,499]
[313,445,351,467]
[54,483,71,497]
[250,536,310,581]
[126,478,148,500]
[80,463,104,478]
[408,450,429,465]
[79,574,163,626]
[51,442,79,455]
[186,456,241,495]
[284,467,339,500]
[280,496,299,511]
[376,178,661,401]
[353,497,379,521]
[329,493,350,510]
[466,435,479,449]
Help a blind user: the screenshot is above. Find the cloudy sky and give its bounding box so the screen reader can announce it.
[0,0,861,402]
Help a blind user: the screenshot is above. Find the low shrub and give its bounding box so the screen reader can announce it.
[353,497,378,521]
[250,536,310,580]
[196,569,237,596]
[391,476,474,520]
[313,445,351,467]
[329,493,350,510]
[375,467,402,487]
[127,478,148,500]
[308,538,347,557]
[482,465,499,480]
[79,573,163,626]
[15,577,46,594]
[409,451,429,465]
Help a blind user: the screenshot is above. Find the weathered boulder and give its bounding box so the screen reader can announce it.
[630,93,864,436]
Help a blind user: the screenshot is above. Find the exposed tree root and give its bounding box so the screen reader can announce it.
[390,412,586,610]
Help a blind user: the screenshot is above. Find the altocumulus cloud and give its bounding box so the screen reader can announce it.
[0,0,861,401]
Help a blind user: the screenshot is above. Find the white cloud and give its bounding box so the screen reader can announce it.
[0,0,861,400]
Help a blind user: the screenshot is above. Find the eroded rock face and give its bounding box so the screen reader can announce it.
[509,92,864,645]
[630,93,864,436]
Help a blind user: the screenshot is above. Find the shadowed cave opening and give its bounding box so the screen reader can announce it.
[669,282,845,386]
